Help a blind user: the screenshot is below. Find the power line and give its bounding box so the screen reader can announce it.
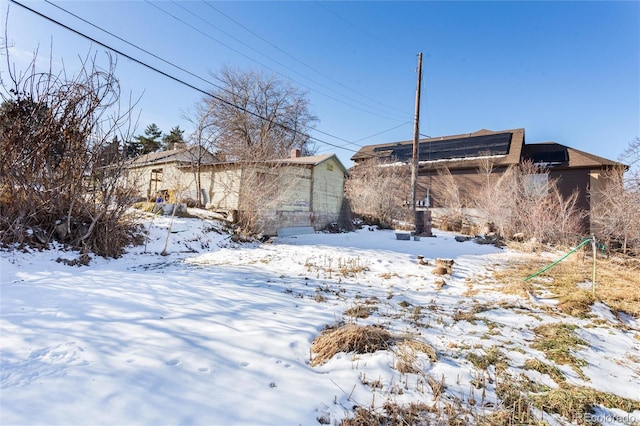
[178,1,408,120]
[49,0,402,144]
[201,0,411,118]
[34,1,415,155]
[42,0,224,95]
[146,0,408,123]
[352,121,412,144]
[8,0,360,154]
[314,1,413,56]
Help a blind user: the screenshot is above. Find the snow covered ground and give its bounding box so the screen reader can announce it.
[1,211,639,425]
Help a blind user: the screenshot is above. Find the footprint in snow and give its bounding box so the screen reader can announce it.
[165,359,181,366]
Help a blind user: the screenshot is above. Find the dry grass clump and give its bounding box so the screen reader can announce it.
[343,400,474,426]
[452,303,492,324]
[482,372,640,425]
[394,339,438,373]
[310,324,392,366]
[311,326,437,372]
[337,257,370,277]
[523,358,566,384]
[426,374,447,400]
[493,253,640,318]
[482,375,538,426]
[344,304,377,319]
[529,385,640,423]
[556,290,596,318]
[340,402,434,426]
[492,257,542,298]
[432,258,455,276]
[341,402,435,426]
[466,346,509,372]
[531,323,587,378]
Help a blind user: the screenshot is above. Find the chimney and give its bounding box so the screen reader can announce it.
[291,148,302,158]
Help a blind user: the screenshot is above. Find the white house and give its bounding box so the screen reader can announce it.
[205,150,350,235]
[123,146,350,235]
[123,145,219,203]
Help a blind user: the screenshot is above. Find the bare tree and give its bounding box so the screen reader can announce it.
[621,137,640,168]
[186,101,223,207]
[471,160,519,237]
[431,166,467,230]
[508,161,583,245]
[195,66,318,161]
[592,165,640,254]
[0,42,139,258]
[465,160,584,245]
[345,159,412,228]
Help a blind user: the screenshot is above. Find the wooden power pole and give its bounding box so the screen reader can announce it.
[411,53,423,219]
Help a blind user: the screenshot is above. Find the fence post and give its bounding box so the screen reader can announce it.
[591,235,597,297]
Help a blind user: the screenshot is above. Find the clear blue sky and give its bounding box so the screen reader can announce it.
[2,1,638,168]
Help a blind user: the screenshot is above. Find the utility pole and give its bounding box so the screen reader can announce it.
[411,53,423,227]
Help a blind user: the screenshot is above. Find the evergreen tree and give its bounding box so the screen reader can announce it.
[163,126,185,150]
[125,139,142,158]
[135,123,162,154]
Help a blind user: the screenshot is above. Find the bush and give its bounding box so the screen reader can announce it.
[0,49,138,258]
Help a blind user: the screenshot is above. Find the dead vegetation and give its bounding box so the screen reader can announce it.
[466,346,509,372]
[323,249,639,425]
[305,255,370,280]
[310,323,438,372]
[393,339,438,373]
[341,402,435,426]
[523,358,566,384]
[343,304,377,319]
[530,384,640,423]
[493,252,640,319]
[310,324,393,367]
[345,158,412,229]
[1,44,139,258]
[432,258,454,275]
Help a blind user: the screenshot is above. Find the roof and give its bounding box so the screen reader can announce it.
[125,146,219,168]
[352,128,625,172]
[208,153,349,175]
[352,128,526,169]
[275,153,347,170]
[521,142,626,169]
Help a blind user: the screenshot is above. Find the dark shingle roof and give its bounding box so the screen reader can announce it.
[521,142,626,169]
[352,128,624,171]
[352,128,526,168]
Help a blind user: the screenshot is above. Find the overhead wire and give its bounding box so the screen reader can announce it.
[176,1,409,121]
[201,0,411,118]
[12,1,419,156]
[42,0,225,95]
[146,0,408,123]
[314,1,413,56]
[8,0,360,154]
